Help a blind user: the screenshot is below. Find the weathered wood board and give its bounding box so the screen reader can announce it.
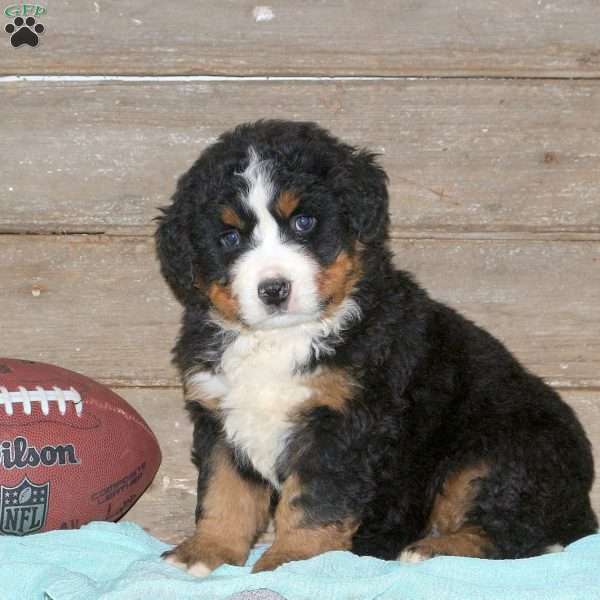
[1,80,599,237]
[121,388,600,543]
[0,81,600,237]
[1,1,600,77]
[1,235,598,388]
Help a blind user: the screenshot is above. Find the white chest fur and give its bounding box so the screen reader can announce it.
[186,301,360,487]
[220,327,316,486]
[189,326,319,487]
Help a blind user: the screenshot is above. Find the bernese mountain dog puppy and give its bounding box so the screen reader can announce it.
[156,119,597,575]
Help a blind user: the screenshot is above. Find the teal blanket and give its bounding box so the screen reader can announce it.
[1,522,599,600]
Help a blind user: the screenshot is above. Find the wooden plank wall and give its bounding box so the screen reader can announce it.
[0,2,598,543]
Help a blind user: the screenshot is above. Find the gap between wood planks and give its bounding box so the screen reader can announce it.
[111,385,600,397]
[2,229,599,242]
[1,74,600,83]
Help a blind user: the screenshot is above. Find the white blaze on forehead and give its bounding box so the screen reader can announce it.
[232,148,321,328]
[239,147,278,245]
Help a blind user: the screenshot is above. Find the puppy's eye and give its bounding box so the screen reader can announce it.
[220,230,241,249]
[291,215,317,234]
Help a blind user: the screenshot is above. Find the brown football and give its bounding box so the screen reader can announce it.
[0,358,161,536]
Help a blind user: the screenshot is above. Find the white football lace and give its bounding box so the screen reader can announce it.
[0,386,83,417]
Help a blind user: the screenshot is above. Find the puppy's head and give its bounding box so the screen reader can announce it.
[156,120,388,329]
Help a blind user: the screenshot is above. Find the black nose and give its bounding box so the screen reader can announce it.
[258,277,291,306]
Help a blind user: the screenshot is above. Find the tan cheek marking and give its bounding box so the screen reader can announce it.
[317,250,362,315]
[221,207,243,229]
[171,447,272,570]
[252,475,359,572]
[208,282,240,322]
[275,191,300,219]
[427,463,490,534]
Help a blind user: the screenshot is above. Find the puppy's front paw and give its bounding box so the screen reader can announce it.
[398,541,437,563]
[162,538,216,577]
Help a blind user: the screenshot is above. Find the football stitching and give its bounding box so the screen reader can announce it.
[0,386,83,417]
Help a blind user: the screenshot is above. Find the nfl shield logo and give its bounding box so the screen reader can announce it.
[0,477,49,535]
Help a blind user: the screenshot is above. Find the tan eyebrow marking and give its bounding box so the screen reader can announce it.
[221,207,243,229]
[275,191,301,219]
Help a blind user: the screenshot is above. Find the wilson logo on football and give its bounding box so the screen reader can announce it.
[0,437,80,469]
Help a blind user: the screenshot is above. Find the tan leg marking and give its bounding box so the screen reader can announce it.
[317,250,362,316]
[166,447,271,575]
[275,191,300,219]
[400,463,494,562]
[428,463,490,533]
[208,282,240,322]
[253,475,359,572]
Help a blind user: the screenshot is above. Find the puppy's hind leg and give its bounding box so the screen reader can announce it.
[399,462,496,563]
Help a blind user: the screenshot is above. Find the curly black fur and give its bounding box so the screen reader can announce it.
[156,119,597,562]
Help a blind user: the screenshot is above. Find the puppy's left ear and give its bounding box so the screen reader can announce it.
[336,150,389,243]
[154,197,196,305]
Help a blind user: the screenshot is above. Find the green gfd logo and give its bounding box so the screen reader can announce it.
[4,3,46,47]
[4,4,46,18]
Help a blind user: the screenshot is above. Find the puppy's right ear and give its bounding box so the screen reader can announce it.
[154,198,196,304]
